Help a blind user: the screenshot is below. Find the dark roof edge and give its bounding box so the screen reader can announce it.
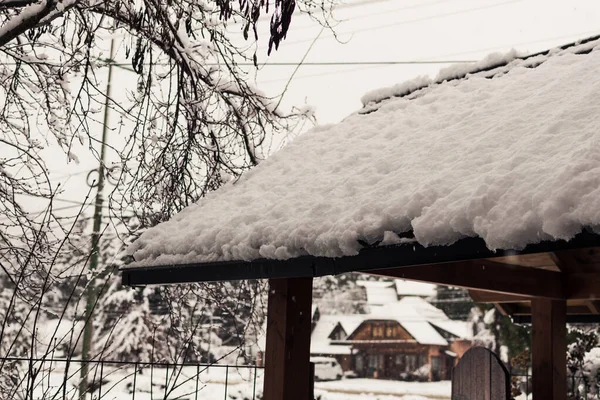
[121,230,600,286]
[513,314,600,324]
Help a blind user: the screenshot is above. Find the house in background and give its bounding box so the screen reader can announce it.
[357,279,437,307]
[310,296,472,381]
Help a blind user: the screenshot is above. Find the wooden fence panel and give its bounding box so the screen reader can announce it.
[451,347,510,400]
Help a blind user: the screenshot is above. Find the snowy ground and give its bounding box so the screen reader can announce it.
[19,363,450,399]
[316,379,451,399]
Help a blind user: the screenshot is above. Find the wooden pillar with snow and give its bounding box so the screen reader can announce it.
[263,277,313,400]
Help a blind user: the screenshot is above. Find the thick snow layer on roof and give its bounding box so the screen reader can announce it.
[356,280,398,305]
[360,75,432,106]
[373,297,449,322]
[400,321,448,346]
[434,49,522,84]
[129,38,600,267]
[360,49,522,106]
[394,279,436,298]
[336,315,365,336]
[310,315,357,355]
[430,320,472,340]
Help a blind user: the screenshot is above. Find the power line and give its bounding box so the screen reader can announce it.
[245,0,465,32]
[250,0,406,24]
[256,60,477,65]
[9,193,132,219]
[78,28,600,80]
[259,63,423,84]
[49,169,93,182]
[85,60,478,68]
[272,0,522,48]
[414,29,600,61]
[258,29,600,84]
[332,0,466,24]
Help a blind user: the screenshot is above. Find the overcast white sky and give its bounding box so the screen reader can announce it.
[26,0,600,222]
[255,0,600,124]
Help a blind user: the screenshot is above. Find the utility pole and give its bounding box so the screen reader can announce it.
[79,34,115,400]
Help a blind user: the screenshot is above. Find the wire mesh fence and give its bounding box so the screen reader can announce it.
[2,356,264,400]
[511,373,600,400]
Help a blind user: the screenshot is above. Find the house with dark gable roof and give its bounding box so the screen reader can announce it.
[310,296,472,381]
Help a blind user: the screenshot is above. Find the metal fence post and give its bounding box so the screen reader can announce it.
[309,362,315,400]
[98,360,104,399]
[195,364,200,400]
[132,362,138,400]
[164,363,169,399]
[62,358,69,400]
[150,361,154,400]
[224,365,229,400]
[252,365,257,400]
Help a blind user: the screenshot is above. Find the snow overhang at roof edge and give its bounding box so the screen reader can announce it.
[121,230,600,286]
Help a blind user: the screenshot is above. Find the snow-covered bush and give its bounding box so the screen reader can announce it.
[582,348,600,396]
[566,327,600,399]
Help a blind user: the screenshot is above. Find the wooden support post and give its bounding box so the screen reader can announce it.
[531,298,566,400]
[263,277,313,400]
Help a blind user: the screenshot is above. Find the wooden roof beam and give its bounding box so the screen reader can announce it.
[368,260,566,299]
[495,303,519,316]
[550,250,600,305]
[371,260,600,300]
[566,273,600,300]
[469,290,530,303]
[549,248,600,273]
[587,300,600,314]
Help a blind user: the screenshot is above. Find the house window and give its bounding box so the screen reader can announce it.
[395,354,406,371]
[355,354,364,373]
[373,325,384,338]
[385,325,394,338]
[406,354,417,371]
[368,354,379,368]
[431,356,442,381]
[331,329,344,340]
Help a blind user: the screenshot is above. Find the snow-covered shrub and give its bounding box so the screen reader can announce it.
[566,327,599,399]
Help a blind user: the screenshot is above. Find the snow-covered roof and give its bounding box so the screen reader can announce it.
[128,36,600,268]
[356,280,436,305]
[369,297,470,344]
[430,320,473,340]
[371,296,449,322]
[312,296,469,351]
[356,280,398,305]
[310,315,354,355]
[394,279,437,298]
[336,315,365,337]
[399,321,448,346]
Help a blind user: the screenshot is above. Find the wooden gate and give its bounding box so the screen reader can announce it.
[451,347,510,400]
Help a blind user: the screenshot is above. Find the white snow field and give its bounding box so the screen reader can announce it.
[129,37,600,267]
[23,363,448,399]
[316,379,451,399]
